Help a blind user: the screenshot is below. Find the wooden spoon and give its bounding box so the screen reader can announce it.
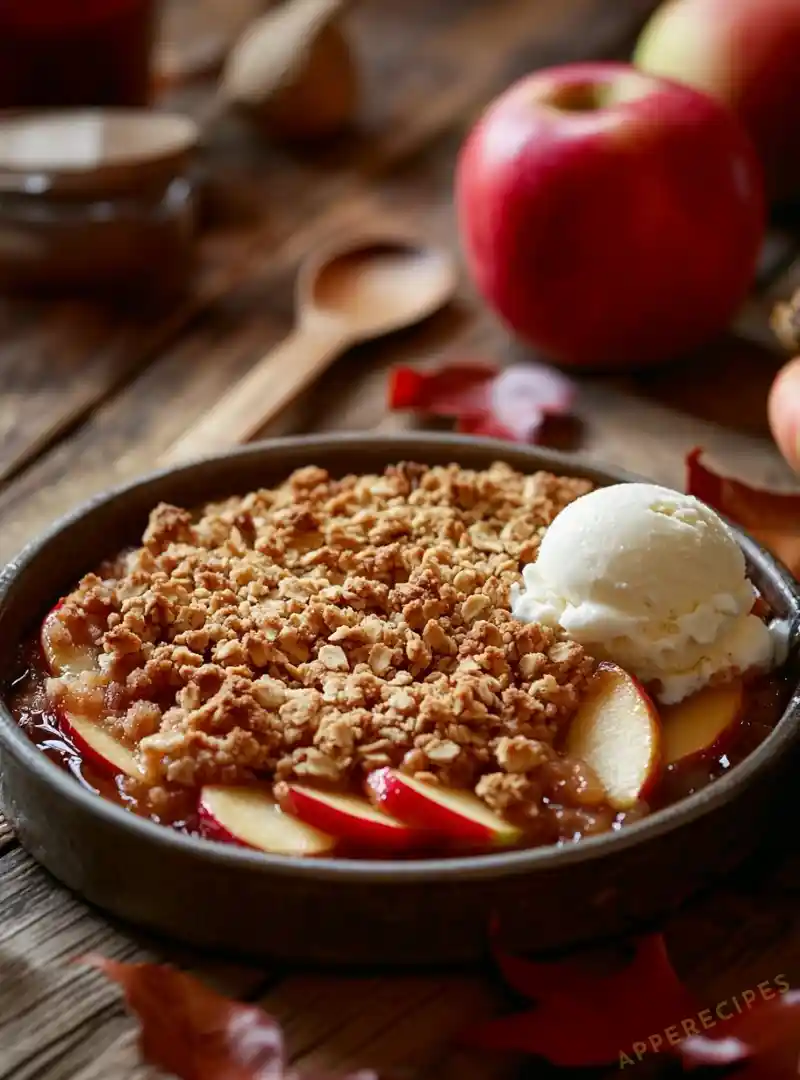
[162,234,456,464]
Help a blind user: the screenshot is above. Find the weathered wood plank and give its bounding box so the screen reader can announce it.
[61,975,512,1080]
[0,846,509,1079]
[0,847,270,1079]
[275,975,502,1076]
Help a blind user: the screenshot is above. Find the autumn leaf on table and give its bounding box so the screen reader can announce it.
[686,448,800,577]
[679,989,800,1080]
[465,933,698,1067]
[388,360,574,442]
[83,955,379,1080]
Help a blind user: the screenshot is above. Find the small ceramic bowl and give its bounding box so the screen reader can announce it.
[0,434,798,966]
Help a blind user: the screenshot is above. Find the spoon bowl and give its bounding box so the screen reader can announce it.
[302,237,457,339]
[163,232,457,464]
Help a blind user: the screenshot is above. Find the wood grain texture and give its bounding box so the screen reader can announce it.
[0,843,508,1079]
[1,1,800,1077]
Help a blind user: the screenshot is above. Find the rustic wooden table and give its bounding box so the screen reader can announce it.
[2,2,800,1077]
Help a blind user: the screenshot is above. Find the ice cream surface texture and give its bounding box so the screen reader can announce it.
[510,483,773,704]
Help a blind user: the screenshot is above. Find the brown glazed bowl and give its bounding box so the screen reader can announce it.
[0,434,798,967]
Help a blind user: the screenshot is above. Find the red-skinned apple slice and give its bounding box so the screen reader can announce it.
[566,663,662,810]
[661,680,744,767]
[199,785,336,856]
[366,769,521,847]
[280,784,414,850]
[41,604,98,677]
[61,711,142,780]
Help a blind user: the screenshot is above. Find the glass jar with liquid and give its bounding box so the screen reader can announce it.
[0,110,199,302]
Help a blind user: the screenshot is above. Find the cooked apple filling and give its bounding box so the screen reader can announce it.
[12,462,786,857]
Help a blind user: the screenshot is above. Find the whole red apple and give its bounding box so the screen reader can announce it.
[635,0,800,201]
[456,61,765,369]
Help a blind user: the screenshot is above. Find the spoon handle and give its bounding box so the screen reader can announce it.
[161,319,348,465]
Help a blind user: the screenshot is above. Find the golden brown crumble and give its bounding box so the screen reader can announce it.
[47,461,607,835]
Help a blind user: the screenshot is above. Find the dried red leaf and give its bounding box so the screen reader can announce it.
[679,989,800,1080]
[686,448,800,576]
[467,934,697,1067]
[388,361,574,444]
[83,955,378,1080]
[387,361,498,415]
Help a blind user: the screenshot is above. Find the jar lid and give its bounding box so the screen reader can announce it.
[0,109,200,199]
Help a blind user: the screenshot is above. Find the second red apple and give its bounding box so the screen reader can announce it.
[456,61,765,369]
[635,0,800,200]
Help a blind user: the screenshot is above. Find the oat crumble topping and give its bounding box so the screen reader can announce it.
[47,461,612,840]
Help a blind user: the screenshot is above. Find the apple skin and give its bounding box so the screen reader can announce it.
[366,768,521,847]
[60,710,142,780]
[198,785,336,856]
[456,61,765,369]
[280,783,416,851]
[635,0,800,201]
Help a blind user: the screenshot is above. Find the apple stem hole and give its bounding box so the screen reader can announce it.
[550,83,606,113]
[544,74,652,114]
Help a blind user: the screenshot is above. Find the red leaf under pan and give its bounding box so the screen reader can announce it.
[84,956,379,1080]
[388,361,574,443]
[686,448,800,576]
[470,926,797,1075]
[466,934,698,1067]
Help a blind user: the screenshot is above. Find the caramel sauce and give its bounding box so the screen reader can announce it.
[652,672,791,810]
[11,649,199,835]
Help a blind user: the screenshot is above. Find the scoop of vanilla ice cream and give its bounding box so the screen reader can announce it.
[510,483,774,703]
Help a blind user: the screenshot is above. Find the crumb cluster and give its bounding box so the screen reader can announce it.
[47,461,616,841]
